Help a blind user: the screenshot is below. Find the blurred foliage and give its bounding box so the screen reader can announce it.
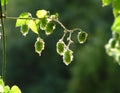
[0,0,120,93]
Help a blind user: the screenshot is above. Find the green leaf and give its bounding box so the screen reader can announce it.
[36,10,48,18]
[35,19,41,29]
[16,12,31,27]
[63,49,73,66]
[45,22,56,35]
[1,0,8,6]
[56,40,65,55]
[20,24,29,36]
[113,32,120,40]
[113,0,120,17]
[29,20,38,34]
[4,86,10,93]
[102,0,111,6]
[40,18,48,30]
[0,79,4,86]
[0,85,4,93]
[9,85,21,93]
[35,37,45,56]
[108,38,117,48]
[115,53,120,65]
[112,16,120,32]
[77,31,88,44]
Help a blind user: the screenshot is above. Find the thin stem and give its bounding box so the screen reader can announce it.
[4,0,7,15]
[67,32,73,47]
[53,19,69,31]
[0,1,7,83]
[6,16,38,20]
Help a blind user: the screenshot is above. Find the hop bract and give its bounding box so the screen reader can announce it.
[45,22,56,35]
[35,37,45,56]
[20,24,29,36]
[56,40,65,55]
[77,31,88,44]
[63,49,73,66]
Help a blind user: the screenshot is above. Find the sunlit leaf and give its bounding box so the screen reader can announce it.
[45,22,56,35]
[4,86,10,93]
[113,0,120,17]
[77,31,88,44]
[9,85,21,93]
[35,19,41,29]
[29,20,38,34]
[20,24,29,36]
[115,53,120,65]
[102,0,111,7]
[35,37,45,56]
[36,10,48,18]
[0,85,4,93]
[16,12,31,27]
[0,79,4,86]
[112,16,120,32]
[56,40,65,55]
[113,32,120,40]
[108,38,117,48]
[1,0,8,6]
[40,18,48,30]
[63,49,73,66]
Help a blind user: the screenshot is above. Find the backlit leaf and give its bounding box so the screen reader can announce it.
[29,20,38,34]
[56,40,65,55]
[10,85,21,93]
[45,22,55,35]
[16,12,31,27]
[108,38,117,48]
[1,0,8,6]
[36,10,48,18]
[113,0,120,17]
[4,86,10,93]
[113,32,120,40]
[40,18,48,30]
[0,79,4,86]
[63,49,73,66]
[112,16,120,32]
[20,24,29,36]
[35,37,45,56]
[77,31,88,44]
[0,85,4,93]
[102,0,111,7]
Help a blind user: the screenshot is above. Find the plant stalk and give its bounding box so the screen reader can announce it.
[0,0,7,83]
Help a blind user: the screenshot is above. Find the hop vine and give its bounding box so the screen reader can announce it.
[13,9,88,66]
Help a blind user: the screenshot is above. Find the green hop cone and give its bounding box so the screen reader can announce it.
[56,40,65,55]
[20,24,29,36]
[63,49,73,66]
[35,37,45,56]
[77,31,88,44]
[45,22,56,35]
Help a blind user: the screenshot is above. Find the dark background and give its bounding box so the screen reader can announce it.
[0,0,120,93]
